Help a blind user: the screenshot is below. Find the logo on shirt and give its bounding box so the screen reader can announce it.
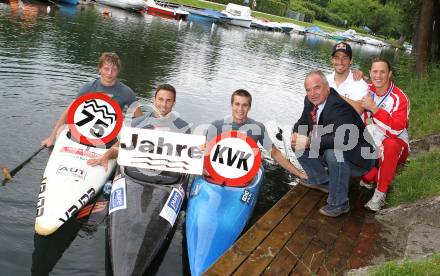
[66,92,123,147]
[204,131,261,187]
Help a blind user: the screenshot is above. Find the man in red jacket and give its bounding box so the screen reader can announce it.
[361,57,410,211]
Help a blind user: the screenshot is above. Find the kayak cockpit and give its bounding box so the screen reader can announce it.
[124,166,183,185]
[66,130,117,149]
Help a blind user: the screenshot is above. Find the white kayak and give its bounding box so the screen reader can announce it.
[35,128,116,236]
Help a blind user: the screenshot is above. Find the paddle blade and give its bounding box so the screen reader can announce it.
[2,167,12,181]
[275,127,283,141]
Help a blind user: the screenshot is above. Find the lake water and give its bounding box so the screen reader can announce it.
[0,1,406,275]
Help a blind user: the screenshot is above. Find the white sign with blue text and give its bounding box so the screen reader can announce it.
[117,127,206,175]
[159,187,184,226]
[109,177,127,214]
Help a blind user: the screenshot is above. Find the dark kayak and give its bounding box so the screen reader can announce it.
[107,166,189,276]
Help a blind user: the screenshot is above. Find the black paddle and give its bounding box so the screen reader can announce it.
[275,127,284,142]
[275,127,290,157]
[2,146,45,184]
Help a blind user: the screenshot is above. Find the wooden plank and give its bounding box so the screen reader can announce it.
[204,184,309,276]
[347,219,381,269]
[262,197,327,276]
[292,209,351,275]
[291,239,327,275]
[232,189,324,276]
[317,184,367,275]
[262,226,315,276]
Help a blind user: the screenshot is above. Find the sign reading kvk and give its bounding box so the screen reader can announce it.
[117,127,206,175]
[205,131,261,186]
[67,93,123,147]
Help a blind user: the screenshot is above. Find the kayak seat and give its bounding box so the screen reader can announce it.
[124,167,182,185]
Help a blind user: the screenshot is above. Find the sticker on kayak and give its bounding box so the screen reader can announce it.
[241,189,253,204]
[159,188,184,226]
[56,165,87,180]
[60,147,101,158]
[109,178,127,214]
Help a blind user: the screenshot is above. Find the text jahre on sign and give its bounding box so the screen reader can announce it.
[117,127,206,175]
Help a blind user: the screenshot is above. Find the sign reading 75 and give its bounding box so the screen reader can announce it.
[67,92,123,147]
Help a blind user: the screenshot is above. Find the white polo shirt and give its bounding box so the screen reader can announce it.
[326,71,368,101]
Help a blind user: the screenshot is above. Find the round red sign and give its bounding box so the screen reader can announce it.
[66,92,123,146]
[204,131,262,187]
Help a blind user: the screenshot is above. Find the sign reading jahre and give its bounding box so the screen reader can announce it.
[117,127,206,175]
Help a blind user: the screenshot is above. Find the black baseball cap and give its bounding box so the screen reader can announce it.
[332,42,352,59]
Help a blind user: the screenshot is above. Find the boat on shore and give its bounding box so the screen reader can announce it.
[108,166,189,275]
[96,0,146,11]
[335,29,366,44]
[146,0,189,20]
[250,18,282,32]
[305,25,329,37]
[34,128,116,236]
[186,168,264,276]
[187,8,231,24]
[280,22,305,34]
[221,3,252,28]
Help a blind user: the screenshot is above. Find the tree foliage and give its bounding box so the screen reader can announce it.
[284,0,439,73]
[326,0,401,36]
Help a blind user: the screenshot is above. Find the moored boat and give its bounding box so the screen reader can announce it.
[146,0,189,20]
[186,167,264,276]
[280,22,305,34]
[221,3,252,28]
[250,18,282,32]
[336,29,366,44]
[96,0,146,11]
[187,8,231,24]
[34,128,117,236]
[305,25,329,37]
[107,166,189,276]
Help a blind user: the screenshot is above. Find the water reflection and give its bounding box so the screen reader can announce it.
[31,219,81,276]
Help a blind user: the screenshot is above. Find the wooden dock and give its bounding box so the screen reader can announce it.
[204,181,380,275]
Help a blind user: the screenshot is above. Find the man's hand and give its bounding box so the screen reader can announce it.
[291,132,310,150]
[361,93,379,113]
[41,136,55,148]
[87,156,110,171]
[353,69,368,82]
[297,170,308,180]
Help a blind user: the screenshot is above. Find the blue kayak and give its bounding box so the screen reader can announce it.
[185,167,264,276]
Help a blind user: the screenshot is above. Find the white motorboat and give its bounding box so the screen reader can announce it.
[96,0,146,11]
[221,3,252,28]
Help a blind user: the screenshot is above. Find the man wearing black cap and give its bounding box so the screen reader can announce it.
[326,42,368,115]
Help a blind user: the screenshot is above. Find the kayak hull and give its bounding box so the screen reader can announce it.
[186,168,264,275]
[108,167,189,276]
[35,128,116,236]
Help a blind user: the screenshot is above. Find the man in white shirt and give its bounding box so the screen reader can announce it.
[326,42,368,115]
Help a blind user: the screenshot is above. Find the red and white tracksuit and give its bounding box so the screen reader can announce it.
[361,81,410,193]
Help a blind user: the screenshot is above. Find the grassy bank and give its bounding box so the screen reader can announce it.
[171,0,344,32]
[372,253,440,275]
[387,67,440,206]
[396,67,440,139]
[387,149,440,207]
